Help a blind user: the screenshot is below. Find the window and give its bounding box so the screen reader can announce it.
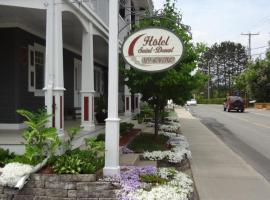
[28,44,45,96]
[94,67,104,95]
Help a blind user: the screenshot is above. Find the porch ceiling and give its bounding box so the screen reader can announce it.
[0,5,108,66]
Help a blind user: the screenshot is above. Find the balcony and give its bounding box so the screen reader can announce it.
[86,0,129,43]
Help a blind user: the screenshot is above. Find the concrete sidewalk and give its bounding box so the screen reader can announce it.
[176,108,270,200]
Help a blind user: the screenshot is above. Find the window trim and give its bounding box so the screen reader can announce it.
[28,43,45,96]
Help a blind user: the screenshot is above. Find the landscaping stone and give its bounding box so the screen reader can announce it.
[0,174,119,200]
[13,195,34,200]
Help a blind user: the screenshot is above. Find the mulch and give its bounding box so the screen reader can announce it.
[119,128,141,146]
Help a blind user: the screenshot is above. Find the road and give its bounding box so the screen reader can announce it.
[188,104,270,183]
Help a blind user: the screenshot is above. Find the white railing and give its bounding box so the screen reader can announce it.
[88,0,109,26]
[85,0,130,42]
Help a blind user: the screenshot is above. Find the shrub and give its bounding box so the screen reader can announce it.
[0,148,15,167]
[62,127,81,153]
[95,133,105,141]
[51,149,102,174]
[140,104,154,118]
[128,133,169,153]
[120,122,134,136]
[197,98,225,104]
[140,174,168,185]
[51,134,105,174]
[16,109,60,165]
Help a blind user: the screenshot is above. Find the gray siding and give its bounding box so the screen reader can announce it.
[0,28,16,123]
[0,28,80,123]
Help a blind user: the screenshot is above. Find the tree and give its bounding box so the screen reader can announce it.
[235,52,270,102]
[121,0,206,137]
[198,41,248,98]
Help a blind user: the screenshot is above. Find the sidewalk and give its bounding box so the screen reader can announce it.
[176,108,270,200]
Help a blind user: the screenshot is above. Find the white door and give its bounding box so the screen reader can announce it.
[74,59,82,108]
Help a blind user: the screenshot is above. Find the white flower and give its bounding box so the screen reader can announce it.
[166,116,180,123]
[0,162,33,187]
[129,169,193,200]
[159,123,181,133]
[143,135,191,163]
[146,122,155,127]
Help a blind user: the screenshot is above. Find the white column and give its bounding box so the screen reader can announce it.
[44,0,54,127]
[103,0,120,177]
[53,0,65,135]
[44,0,64,135]
[81,24,95,131]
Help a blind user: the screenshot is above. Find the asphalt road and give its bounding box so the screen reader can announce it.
[188,104,270,183]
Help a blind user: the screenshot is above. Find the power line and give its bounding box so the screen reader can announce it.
[251,52,265,56]
[241,33,260,60]
[251,45,268,50]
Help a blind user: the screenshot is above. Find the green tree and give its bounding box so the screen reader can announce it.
[121,0,206,137]
[235,52,270,102]
[198,41,248,98]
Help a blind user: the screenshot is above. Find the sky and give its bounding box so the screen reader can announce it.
[153,0,270,59]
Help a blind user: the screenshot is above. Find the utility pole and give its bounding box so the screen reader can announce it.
[207,61,210,100]
[241,32,259,60]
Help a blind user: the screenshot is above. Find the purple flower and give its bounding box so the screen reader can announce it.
[119,166,157,200]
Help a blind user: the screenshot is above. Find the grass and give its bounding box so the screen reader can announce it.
[127,133,169,153]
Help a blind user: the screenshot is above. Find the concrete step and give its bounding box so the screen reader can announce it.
[120,153,140,166]
[135,160,157,167]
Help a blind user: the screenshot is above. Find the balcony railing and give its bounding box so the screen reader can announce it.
[86,0,129,43]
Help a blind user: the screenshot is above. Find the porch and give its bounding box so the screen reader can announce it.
[0,113,135,154]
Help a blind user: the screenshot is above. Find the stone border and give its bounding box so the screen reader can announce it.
[0,174,120,200]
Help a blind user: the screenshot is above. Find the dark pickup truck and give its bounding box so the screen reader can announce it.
[223,96,245,112]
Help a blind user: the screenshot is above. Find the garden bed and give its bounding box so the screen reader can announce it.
[127,133,169,153]
[120,128,141,147]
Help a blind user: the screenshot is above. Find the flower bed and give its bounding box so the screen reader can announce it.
[116,166,193,200]
[142,133,191,164]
